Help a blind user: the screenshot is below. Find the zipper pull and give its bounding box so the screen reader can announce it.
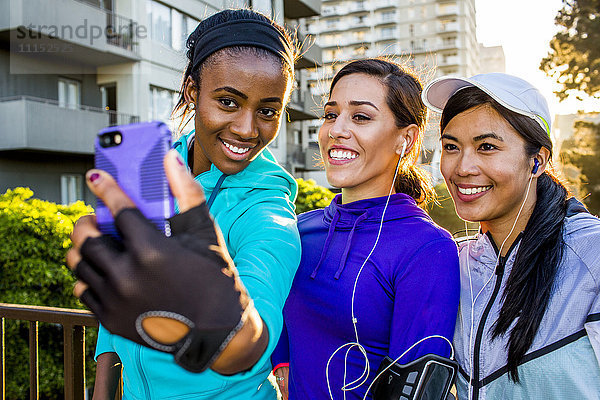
[495,256,506,276]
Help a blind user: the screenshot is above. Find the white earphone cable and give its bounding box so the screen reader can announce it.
[326,143,405,400]
[466,172,534,400]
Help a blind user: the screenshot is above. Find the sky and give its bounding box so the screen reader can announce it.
[475,0,600,117]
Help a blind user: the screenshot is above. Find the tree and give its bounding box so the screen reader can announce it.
[294,178,336,214]
[559,120,600,214]
[540,0,600,101]
[0,188,97,399]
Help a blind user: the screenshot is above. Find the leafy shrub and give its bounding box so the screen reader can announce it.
[294,178,335,214]
[0,187,96,399]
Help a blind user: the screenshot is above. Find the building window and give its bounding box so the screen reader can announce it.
[149,85,178,124]
[381,11,395,22]
[308,126,318,142]
[326,18,339,28]
[381,27,395,39]
[409,24,414,36]
[353,30,366,41]
[58,78,81,109]
[61,174,83,204]
[443,36,457,47]
[148,0,199,50]
[354,15,366,24]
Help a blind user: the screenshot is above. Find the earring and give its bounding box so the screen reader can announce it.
[189,103,195,110]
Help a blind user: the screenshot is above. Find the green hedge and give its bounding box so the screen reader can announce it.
[294,178,335,214]
[0,188,96,399]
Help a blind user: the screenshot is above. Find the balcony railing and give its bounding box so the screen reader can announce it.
[74,0,140,54]
[0,96,140,127]
[0,303,103,400]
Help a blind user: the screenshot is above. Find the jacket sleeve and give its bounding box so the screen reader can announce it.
[388,237,460,363]
[271,320,291,368]
[94,323,116,360]
[585,301,600,366]
[217,196,301,380]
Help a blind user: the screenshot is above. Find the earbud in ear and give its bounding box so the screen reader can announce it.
[400,140,407,159]
[532,159,539,174]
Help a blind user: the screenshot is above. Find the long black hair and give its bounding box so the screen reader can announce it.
[441,87,569,382]
[173,9,299,134]
[329,59,435,206]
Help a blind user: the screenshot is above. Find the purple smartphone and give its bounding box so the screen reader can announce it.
[95,121,174,238]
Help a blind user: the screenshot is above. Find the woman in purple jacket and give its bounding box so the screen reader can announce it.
[272,59,460,399]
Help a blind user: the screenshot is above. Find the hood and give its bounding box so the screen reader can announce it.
[324,193,427,227]
[312,193,427,279]
[172,130,297,204]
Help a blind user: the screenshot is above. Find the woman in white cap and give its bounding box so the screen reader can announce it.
[422,73,600,399]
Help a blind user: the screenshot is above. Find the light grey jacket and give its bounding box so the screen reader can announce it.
[454,206,600,400]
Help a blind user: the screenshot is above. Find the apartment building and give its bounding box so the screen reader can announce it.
[0,0,320,204]
[290,0,479,186]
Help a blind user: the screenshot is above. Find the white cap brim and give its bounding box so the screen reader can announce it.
[422,74,552,135]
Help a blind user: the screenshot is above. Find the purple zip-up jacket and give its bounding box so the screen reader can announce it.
[272,193,460,399]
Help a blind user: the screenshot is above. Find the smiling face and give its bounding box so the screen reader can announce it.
[319,73,408,203]
[440,104,537,229]
[184,51,291,176]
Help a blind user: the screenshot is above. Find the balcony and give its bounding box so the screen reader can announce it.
[436,2,459,17]
[438,55,460,66]
[0,96,139,154]
[2,0,141,68]
[287,88,322,121]
[296,33,323,69]
[437,21,459,33]
[374,16,397,26]
[347,2,369,14]
[374,0,396,10]
[375,31,397,42]
[284,0,321,19]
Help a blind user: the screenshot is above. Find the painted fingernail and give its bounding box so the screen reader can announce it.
[89,173,101,183]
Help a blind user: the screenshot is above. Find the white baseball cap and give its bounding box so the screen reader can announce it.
[422,73,551,136]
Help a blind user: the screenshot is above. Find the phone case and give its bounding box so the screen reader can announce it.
[95,121,174,238]
[371,354,457,400]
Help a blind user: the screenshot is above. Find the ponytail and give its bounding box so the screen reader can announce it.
[492,172,568,381]
[396,164,435,206]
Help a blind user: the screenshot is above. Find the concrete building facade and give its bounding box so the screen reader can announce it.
[0,0,321,204]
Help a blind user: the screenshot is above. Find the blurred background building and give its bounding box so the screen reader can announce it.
[296,0,507,187]
[0,0,321,204]
[1,0,509,202]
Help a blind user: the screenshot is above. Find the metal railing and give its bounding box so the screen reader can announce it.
[74,0,140,53]
[0,303,100,400]
[0,96,140,127]
[106,13,140,53]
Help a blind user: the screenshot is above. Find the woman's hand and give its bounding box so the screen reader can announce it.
[66,150,267,374]
[274,366,289,400]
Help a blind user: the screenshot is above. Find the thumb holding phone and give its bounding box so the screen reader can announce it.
[67,150,268,374]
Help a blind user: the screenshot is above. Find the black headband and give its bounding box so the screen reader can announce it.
[192,19,294,71]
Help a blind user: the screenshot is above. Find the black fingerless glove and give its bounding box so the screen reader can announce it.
[74,203,251,372]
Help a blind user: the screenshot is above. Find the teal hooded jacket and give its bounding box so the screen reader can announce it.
[95,131,301,399]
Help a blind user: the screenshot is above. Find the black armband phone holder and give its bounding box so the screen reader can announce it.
[371,353,458,400]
